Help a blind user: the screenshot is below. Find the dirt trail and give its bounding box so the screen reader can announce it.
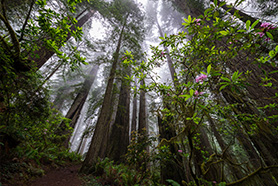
[28,164,84,186]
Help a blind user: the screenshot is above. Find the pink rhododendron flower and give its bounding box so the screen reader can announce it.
[265,37,271,42]
[261,22,271,28]
[45,129,47,131]
[260,22,276,29]
[178,150,183,153]
[195,74,207,83]
[24,128,27,131]
[194,19,201,25]
[257,32,265,37]
[194,90,204,96]
[194,90,199,96]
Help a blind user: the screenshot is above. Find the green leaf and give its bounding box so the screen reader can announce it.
[231,71,241,81]
[207,64,211,75]
[263,82,272,87]
[184,95,191,101]
[221,77,231,82]
[251,20,260,29]
[188,15,192,23]
[166,179,180,186]
[219,1,226,7]
[269,70,278,75]
[183,18,189,23]
[36,0,47,6]
[237,29,246,33]
[220,30,229,36]
[214,0,217,6]
[190,89,194,96]
[231,71,238,81]
[214,11,219,18]
[246,20,251,30]
[269,50,275,57]
[219,85,228,91]
[266,32,273,40]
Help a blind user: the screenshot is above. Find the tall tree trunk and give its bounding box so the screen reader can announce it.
[155,17,178,86]
[52,84,71,111]
[77,118,93,154]
[137,76,148,171]
[107,66,131,162]
[138,78,147,133]
[28,9,95,69]
[76,132,86,154]
[108,78,121,135]
[79,137,88,155]
[131,78,137,135]
[58,65,99,148]
[80,16,128,173]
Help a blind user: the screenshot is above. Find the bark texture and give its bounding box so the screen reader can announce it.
[80,17,128,173]
[60,65,99,148]
[107,66,131,162]
[131,78,137,134]
[138,78,147,133]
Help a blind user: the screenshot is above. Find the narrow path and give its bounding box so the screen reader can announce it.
[28,164,84,186]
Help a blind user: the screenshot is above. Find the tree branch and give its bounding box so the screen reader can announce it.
[19,0,35,42]
[0,0,20,58]
[0,34,11,52]
[226,165,278,185]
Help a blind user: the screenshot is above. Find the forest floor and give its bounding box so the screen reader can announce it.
[27,163,85,186]
[1,162,89,186]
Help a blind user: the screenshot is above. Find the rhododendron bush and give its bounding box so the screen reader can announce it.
[124,1,278,185]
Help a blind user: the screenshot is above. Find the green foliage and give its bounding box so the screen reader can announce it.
[13,110,79,164]
[166,179,180,186]
[127,1,278,185]
[8,0,87,69]
[0,0,85,168]
[87,157,159,185]
[126,130,156,173]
